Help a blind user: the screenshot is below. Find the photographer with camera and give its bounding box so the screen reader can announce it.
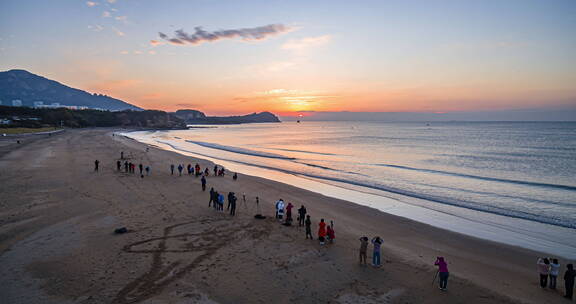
[434,256,450,291]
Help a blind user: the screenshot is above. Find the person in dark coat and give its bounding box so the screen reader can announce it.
[298,205,307,227]
[94,160,99,171]
[565,264,576,300]
[201,175,207,191]
[209,188,215,207]
[229,194,237,216]
[305,215,313,239]
[227,192,234,210]
[116,160,121,171]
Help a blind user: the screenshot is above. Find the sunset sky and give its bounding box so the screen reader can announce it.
[1,0,575,115]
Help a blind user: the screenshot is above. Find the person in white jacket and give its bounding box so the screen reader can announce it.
[549,258,560,289]
[275,199,285,220]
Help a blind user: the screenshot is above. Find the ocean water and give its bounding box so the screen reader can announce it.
[122,121,576,258]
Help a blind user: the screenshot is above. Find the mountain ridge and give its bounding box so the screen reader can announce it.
[0,69,141,111]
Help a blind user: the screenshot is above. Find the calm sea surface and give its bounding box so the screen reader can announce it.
[123,121,576,257]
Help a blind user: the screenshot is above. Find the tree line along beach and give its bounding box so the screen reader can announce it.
[0,128,574,304]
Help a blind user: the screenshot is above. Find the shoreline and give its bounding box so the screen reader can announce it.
[0,128,572,303]
[123,130,576,260]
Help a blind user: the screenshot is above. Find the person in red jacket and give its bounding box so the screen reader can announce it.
[318,219,326,245]
[327,225,335,243]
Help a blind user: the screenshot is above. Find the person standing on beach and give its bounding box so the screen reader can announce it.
[116,160,121,171]
[187,164,191,175]
[139,163,143,175]
[298,205,307,227]
[201,175,207,191]
[218,193,224,211]
[327,225,335,243]
[564,263,575,299]
[318,219,327,245]
[213,165,218,176]
[171,164,175,175]
[286,202,294,224]
[209,188,215,207]
[204,168,209,176]
[276,199,285,220]
[305,215,313,239]
[371,236,382,267]
[359,237,368,265]
[178,164,183,176]
[435,256,449,290]
[94,160,99,171]
[233,172,238,180]
[145,166,150,176]
[121,151,124,159]
[227,192,234,210]
[549,258,560,289]
[537,258,550,288]
[230,194,237,216]
[124,161,129,173]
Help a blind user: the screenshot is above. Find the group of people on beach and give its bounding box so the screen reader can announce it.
[273,199,336,245]
[207,188,240,216]
[170,163,227,178]
[537,257,575,300]
[115,159,151,178]
[97,146,575,300]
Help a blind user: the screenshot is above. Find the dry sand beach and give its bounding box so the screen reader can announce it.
[0,129,572,303]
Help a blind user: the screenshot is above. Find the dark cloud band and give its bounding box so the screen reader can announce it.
[158,24,290,45]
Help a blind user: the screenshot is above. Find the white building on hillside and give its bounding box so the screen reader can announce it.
[12,99,22,106]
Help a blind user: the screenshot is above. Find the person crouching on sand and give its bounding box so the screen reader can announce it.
[359,237,368,265]
[537,258,550,288]
[371,236,382,267]
[435,256,449,291]
[318,219,327,245]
